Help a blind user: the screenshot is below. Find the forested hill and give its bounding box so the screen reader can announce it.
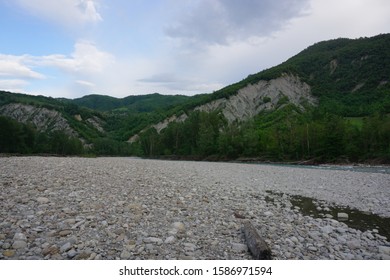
[1,34,389,162]
[196,33,390,116]
[128,34,390,162]
[72,93,190,112]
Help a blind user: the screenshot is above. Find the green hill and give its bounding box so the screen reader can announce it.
[72,93,190,112]
[131,34,390,162]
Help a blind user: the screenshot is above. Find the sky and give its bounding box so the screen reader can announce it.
[0,0,389,99]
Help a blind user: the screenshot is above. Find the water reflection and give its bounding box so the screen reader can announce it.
[265,191,390,241]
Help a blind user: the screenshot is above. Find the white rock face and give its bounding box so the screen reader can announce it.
[0,103,77,137]
[194,74,316,123]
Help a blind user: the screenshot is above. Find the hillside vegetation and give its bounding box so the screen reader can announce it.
[1,34,389,162]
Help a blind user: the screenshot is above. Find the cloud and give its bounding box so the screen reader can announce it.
[12,0,102,27]
[75,80,95,88]
[0,55,45,79]
[36,40,115,75]
[0,40,115,97]
[165,0,310,45]
[0,79,29,93]
[0,54,45,93]
[138,72,224,93]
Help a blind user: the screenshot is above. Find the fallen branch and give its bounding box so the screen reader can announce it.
[243,220,272,260]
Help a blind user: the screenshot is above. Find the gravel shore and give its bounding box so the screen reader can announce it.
[1,157,389,260]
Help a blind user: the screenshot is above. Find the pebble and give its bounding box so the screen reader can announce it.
[347,240,361,250]
[337,212,349,220]
[0,157,389,260]
[12,241,27,249]
[164,236,175,244]
[144,237,163,244]
[231,243,248,253]
[172,222,185,233]
[60,242,72,253]
[378,246,390,255]
[120,250,131,259]
[3,250,15,257]
[36,197,49,204]
[58,230,72,237]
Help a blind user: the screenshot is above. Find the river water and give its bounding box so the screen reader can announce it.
[257,163,390,175]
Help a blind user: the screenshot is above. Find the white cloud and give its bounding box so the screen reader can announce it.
[0,40,116,98]
[0,55,45,79]
[36,40,115,75]
[0,79,28,93]
[13,0,102,27]
[75,80,95,88]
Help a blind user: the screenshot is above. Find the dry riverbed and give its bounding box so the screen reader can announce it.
[0,157,389,260]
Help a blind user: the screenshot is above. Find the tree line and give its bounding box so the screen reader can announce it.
[0,116,83,155]
[134,106,390,163]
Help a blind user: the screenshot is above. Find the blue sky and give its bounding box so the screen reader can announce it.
[1,0,389,98]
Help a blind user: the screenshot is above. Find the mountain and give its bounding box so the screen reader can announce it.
[129,34,390,162]
[1,34,389,162]
[72,93,190,112]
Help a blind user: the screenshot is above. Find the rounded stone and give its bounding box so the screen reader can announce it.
[12,240,27,249]
[36,197,49,204]
[164,236,175,244]
[172,222,185,233]
[231,243,248,253]
[13,233,27,241]
[3,250,15,257]
[120,250,131,259]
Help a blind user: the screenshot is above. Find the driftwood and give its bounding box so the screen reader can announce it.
[243,220,272,260]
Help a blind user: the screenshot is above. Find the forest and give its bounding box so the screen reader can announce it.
[134,106,390,163]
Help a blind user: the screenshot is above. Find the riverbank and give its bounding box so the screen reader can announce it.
[0,157,389,260]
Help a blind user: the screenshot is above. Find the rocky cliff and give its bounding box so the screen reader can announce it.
[0,103,78,137]
[193,74,316,122]
[0,103,106,141]
[130,74,316,141]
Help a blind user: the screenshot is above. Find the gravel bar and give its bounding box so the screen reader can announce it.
[1,157,389,260]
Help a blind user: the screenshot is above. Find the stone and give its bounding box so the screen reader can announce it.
[74,251,91,260]
[13,233,27,241]
[36,197,49,204]
[60,242,72,253]
[120,250,131,259]
[164,236,175,244]
[347,240,361,250]
[172,222,185,233]
[335,227,346,234]
[3,250,15,257]
[264,211,273,216]
[378,246,390,255]
[321,225,334,234]
[231,243,248,253]
[67,249,77,259]
[58,230,72,237]
[380,254,390,260]
[290,236,299,244]
[337,212,349,220]
[183,243,196,252]
[42,245,59,256]
[308,246,318,252]
[143,237,163,244]
[12,241,27,249]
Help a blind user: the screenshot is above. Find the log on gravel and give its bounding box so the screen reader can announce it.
[243,220,272,260]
